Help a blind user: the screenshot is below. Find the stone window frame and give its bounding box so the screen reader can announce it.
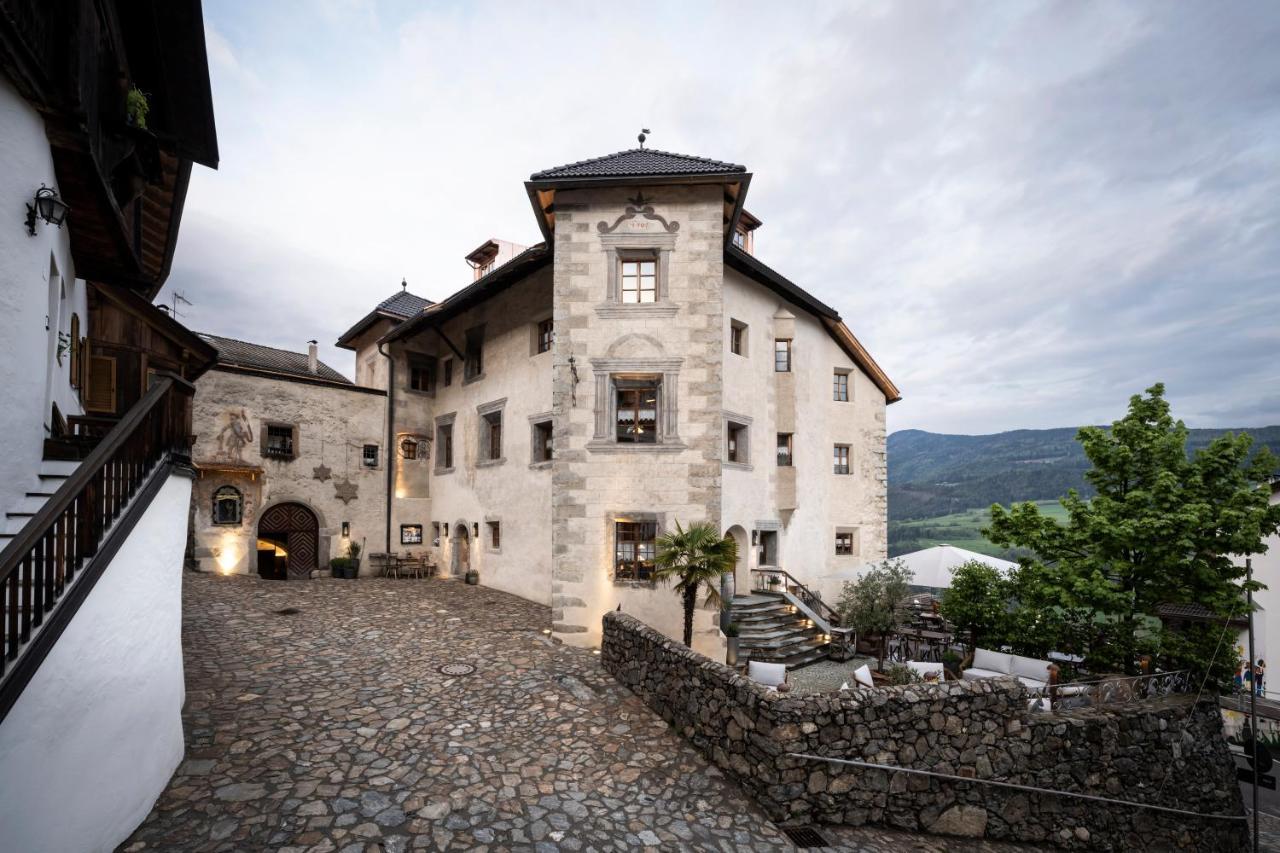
[434,412,456,475]
[463,325,485,384]
[212,485,243,526]
[529,412,553,469]
[774,338,793,373]
[833,443,851,475]
[485,517,502,553]
[723,410,752,470]
[587,357,685,454]
[476,398,506,467]
[362,443,381,470]
[406,351,438,396]
[261,420,298,461]
[610,510,666,587]
[776,432,794,467]
[835,526,860,557]
[729,318,748,357]
[595,233,679,319]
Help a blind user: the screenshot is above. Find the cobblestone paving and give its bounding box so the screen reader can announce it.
[121,575,1042,852]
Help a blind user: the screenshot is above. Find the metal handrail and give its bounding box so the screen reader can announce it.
[1026,669,1194,712]
[751,567,841,627]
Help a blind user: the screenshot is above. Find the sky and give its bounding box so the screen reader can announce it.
[160,1,1280,436]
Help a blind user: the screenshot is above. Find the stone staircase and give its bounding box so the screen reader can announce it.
[0,459,79,547]
[730,592,829,669]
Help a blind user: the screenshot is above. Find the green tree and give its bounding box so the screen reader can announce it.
[940,560,1010,650]
[837,558,913,670]
[654,521,738,647]
[986,384,1280,678]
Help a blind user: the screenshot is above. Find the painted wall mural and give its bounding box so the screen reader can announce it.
[213,408,253,463]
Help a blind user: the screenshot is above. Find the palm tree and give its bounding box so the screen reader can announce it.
[653,521,739,647]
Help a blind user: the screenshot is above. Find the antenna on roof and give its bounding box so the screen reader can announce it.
[170,290,192,319]
[638,128,650,149]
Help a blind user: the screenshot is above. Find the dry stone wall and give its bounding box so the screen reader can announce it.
[601,612,1247,852]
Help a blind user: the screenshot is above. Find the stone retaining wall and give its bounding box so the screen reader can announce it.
[602,612,1247,851]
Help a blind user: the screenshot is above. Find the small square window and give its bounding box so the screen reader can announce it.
[620,258,658,304]
[835,531,854,555]
[774,339,792,372]
[363,444,379,467]
[264,424,296,459]
[776,433,793,467]
[615,521,657,581]
[443,359,454,387]
[730,320,747,356]
[833,445,850,475]
[409,355,437,393]
[833,370,849,402]
[726,422,748,464]
[537,318,554,354]
[487,521,501,550]
[400,436,419,460]
[533,419,553,463]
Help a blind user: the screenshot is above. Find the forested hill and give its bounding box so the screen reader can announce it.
[888,425,1280,521]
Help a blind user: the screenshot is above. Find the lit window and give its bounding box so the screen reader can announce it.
[620,258,657,304]
[833,371,849,402]
[537,318,554,354]
[363,444,379,467]
[836,531,854,555]
[212,485,243,525]
[615,521,657,581]
[774,339,792,372]
[776,433,793,467]
[400,437,418,460]
[833,445,850,475]
[616,383,659,444]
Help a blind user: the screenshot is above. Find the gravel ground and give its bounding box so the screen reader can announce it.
[786,656,878,694]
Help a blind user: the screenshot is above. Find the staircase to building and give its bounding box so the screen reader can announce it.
[730,592,830,669]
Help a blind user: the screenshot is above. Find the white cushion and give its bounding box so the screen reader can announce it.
[1017,676,1048,689]
[972,648,1013,674]
[839,681,850,691]
[962,668,1005,681]
[853,664,875,688]
[749,661,787,688]
[907,661,944,680]
[1010,654,1051,683]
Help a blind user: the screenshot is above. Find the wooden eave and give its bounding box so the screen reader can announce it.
[822,317,901,404]
[335,311,403,351]
[89,280,218,378]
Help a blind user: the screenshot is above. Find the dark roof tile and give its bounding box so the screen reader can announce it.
[376,289,433,318]
[199,333,352,384]
[530,148,745,180]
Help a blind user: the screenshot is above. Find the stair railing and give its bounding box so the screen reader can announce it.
[751,567,842,629]
[0,374,194,721]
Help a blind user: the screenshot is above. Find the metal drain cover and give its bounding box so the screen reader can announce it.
[438,663,475,676]
[274,607,301,615]
[781,826,829,849]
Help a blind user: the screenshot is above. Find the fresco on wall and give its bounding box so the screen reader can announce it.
[214,408,253,463]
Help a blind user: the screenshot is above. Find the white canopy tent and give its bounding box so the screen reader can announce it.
[813,544,1017,605]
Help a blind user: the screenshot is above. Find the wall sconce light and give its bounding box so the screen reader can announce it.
[341,521,350,537]
[25,185,70,236]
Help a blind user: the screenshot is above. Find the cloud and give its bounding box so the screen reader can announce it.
[162,0,1280,435]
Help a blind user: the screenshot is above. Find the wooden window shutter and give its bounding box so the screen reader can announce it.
[69,314,81,387]
[84,355,117,413]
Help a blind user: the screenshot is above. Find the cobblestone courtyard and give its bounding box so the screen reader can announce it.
[122,574,1040,852]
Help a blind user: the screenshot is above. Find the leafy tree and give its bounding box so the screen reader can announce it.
[986,384,1280,678]
[837,558,913,670]
[939,560,1010,650]
[654,521,738,647]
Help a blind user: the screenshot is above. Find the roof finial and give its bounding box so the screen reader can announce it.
[401,277,407,290]
[637,128,650,149]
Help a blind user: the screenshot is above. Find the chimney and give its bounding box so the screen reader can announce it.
[307,340,318,374]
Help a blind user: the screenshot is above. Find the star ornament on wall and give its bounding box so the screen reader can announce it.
[334,478,358,504]
[312,464,332,482]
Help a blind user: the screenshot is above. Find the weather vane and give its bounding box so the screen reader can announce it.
[638,128,650,149]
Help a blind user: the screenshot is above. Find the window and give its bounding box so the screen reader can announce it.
[835,531,854,555]
[400,436,418,460]
[732,228,746,249]
[69,313,81,387]
[443,358,453,387]
[833,444,850,475]
[833,370,849,402]
[436,422,454,470]
[431,522,441,543]
[363,444,379,467]
[729,319,747,356]
[616,382,659,444]
[464,326,484,381]
[774,339,792,372]
[487,521,501,551]
[401,524,423,545]
[727,421,748,464]
[264,424,296,459]
[536,318,555,354]
[615,521,657,581]
[212,486,243,525]
[620,257,657,303]
[409,355,437,394]
[532,419,553,463]
[482,410,502,461]
[776,433,793,467]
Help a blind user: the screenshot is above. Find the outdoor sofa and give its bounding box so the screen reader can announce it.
[963,647,1053,689]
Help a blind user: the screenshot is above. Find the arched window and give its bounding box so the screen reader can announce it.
[213,485,243,525]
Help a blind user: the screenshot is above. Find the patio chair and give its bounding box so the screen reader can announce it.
[907,660,945,683]
[748,661,787,692]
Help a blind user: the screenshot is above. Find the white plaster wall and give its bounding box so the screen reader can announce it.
[190,369,388,575]
[0,472,191,853]
[722,268,888,605]
[0,75,85,516]
[1237,488,1280,679]
[392,270,554,604]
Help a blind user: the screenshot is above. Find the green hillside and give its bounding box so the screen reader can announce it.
[888,501,1068,559]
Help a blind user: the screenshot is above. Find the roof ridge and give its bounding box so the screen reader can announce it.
[197,331,318,359]
[530,148,745,180]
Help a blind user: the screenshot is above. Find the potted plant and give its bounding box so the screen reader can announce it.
[766,575,782,590]
[330,557,350,578]
[346,541,362,579]
[725,622,741,666]
[464,569,479,585]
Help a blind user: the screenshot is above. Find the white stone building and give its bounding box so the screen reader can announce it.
[342,148,900,655]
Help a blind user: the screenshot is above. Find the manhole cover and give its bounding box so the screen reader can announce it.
[275,607,301,615]
[781,826,829,849]
[438,663,475,676]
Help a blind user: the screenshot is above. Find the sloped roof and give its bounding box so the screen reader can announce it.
[530,148,746,180]
[336,286,434,349]
[376,289,433,318]
[199,333,352,385]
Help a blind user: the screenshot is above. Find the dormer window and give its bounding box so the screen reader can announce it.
[734,210,761,255]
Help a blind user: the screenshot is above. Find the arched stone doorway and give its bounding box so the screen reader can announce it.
[726,525,750,600]
[450,522,471,578]
[257,503,319,580]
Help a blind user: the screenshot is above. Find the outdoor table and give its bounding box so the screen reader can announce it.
[899,628,950,661]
